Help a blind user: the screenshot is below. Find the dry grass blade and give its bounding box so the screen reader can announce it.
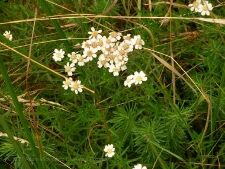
[1,16,225,25]
[146,49,197,94]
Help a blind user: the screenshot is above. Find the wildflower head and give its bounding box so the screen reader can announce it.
[131,35,145,49]
[124,71,147,87]
[53,49,65,62]
[133,71,148,85]
[104,144,115,158]
[64,62,75,76]
[199,1,213,16]
[77,54,86,66]
[124,75,134,88]
[88,27,102,39]
[3,31,12,41]
[109,31,122,42]
[188,0,202,12]
[69,80,83,94]
[68,52,78,63]
[133,164,147,169]
[62,78,73,90]
[108,64,120,76]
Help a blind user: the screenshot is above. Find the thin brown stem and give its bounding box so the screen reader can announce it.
[25,8,43,158]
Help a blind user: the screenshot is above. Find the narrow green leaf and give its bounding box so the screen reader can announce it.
[0,114,31,169]
[0,57,44,168]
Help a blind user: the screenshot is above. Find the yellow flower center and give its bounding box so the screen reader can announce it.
[107,148,112,154]
[72,82,79,90]
[122,43,129,50]
[136,76,142,82]
[5,34,10,39]
[84,42,90,48]
[108,54,115,60]
[101,60,107,65]
[91,42,98,48]
[136,39,141,45]
[78,56,83,62]
[65,66,71,72]
[70,54,77,60]
[113,67,119,72]
[106,38,111,44]
[87,50,93,57]
[126,79,131,83]
[119,50,126,56]
[56,53,61,58]
[65,80,70,86]
[193,1,199,8]
[202,5,208,11]
[92,31,98,37]
[110,31,117,38]
[97,40,103,47]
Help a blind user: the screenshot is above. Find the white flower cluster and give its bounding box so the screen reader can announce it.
[52,27,147,94]
[84,27,145,77]
[3,31,13,41]
[188,0,213,16]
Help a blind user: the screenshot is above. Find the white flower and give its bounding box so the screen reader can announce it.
[101,36,115,50]
[97,54,109,68]
[133,164,147,169]
[109,31,122,42]
[96,39,104,51]
[131,35,145,49]
[53,49,65,62]
[64,62,75,76]
[108,64,120,76]
[124,75,134,87]
[120,63,127,71]
[104,144,115,158]
[118,41,133,53]
[81,40,91,49]
[188,0,202,12]
[83,48,97,62]
[69,80,83,94]
[89,38,102,52]
[123,34,132,43]
[114,54,128,67]
[133,71,147,85]
[198,1,213,16]
[62,78,72,90]
[3,31,12,41]
[88,27,102,39]
[68,52,78,63]
[77,54,86,66]
[106,53,116,64]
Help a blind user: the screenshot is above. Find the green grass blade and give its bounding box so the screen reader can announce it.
[0,114,31,169]
[0,57,44,168]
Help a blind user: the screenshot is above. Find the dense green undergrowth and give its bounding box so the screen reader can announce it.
[0,0,225,168]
